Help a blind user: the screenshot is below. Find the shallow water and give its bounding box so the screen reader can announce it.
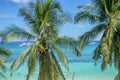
[0,41,118,80]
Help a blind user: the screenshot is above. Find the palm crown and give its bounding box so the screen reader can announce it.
[2,0,80,80]
[75,0,120,79]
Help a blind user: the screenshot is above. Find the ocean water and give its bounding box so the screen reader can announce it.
[0,41,118,80]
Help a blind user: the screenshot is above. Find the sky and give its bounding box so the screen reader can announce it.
[0,0,101,40]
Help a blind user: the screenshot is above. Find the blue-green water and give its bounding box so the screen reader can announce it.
[0,41,118,80]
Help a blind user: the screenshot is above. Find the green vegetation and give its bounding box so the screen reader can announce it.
[1,0,120,80]
[75,0,120,79]
[1,0,80,80]
[0,48,10,79]
[0,32,11,79]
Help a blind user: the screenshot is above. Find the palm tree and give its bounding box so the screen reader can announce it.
[2,0,80,80]
[75,0,120,79]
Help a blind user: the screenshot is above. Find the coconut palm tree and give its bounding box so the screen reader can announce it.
[2,0,80,80]
[75,0,120,79]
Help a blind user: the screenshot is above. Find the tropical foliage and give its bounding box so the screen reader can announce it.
[0,46,10,79]
[2,0,80,80]
[0,32,11,79]
[75,0,120,79]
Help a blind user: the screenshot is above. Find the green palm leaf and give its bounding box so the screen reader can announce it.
[52,44,68,70]
[2,24,35,42]
[11,46,32,73]
[75,11,100,24]
[78,23,104,50]
[0,47,11,79]
[0,48,10,57]
[54,36,80,57]
[27,41,40,80]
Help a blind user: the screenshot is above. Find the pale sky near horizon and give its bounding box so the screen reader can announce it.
[0,0,101,40]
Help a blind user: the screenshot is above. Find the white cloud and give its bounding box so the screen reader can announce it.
[11,0,31,4]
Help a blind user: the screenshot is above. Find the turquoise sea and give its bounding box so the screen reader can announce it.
[0,41,118,80]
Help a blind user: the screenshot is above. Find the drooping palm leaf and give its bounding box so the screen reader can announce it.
[27,41,40,80]
[52,44,68,70]
[75,11,100,24]
[78,23,104,50]
[11,46,32,73]
[0,48,10,57]
[2,24,35,42]
[54,36,80,57]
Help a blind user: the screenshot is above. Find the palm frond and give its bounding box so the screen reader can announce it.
[52,44,68,70]
[54,36,80,57]
[0,62,8,72]
[74,11,100,24]
[10,46,32,74]
[78,23,104,50]
[2,24,35,42]
[0,72,6,79]
[93,45,102,61]
[99,33,112,70]
[19,7,35,25]
[27,41,39,80]
[0,47,11,57]
[92,0,106,18]
[0,58,7,63]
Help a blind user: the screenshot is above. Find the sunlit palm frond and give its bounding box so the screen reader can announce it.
[99,32,112,70]
[52,44,68,70]
[113,32,120,67]
[0,58,7,63]
[54,36,80,57]
[48,0,62,13]
[10,46,32,73]
[75,11,100,24]
[19,8,35,25]
[92,0,106,18]
[78,23,104,50]
[113,29,120,80]
[27,41,39,80]
[2,24,35,42]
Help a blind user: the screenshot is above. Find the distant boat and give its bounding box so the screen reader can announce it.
[19,42,33,47]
